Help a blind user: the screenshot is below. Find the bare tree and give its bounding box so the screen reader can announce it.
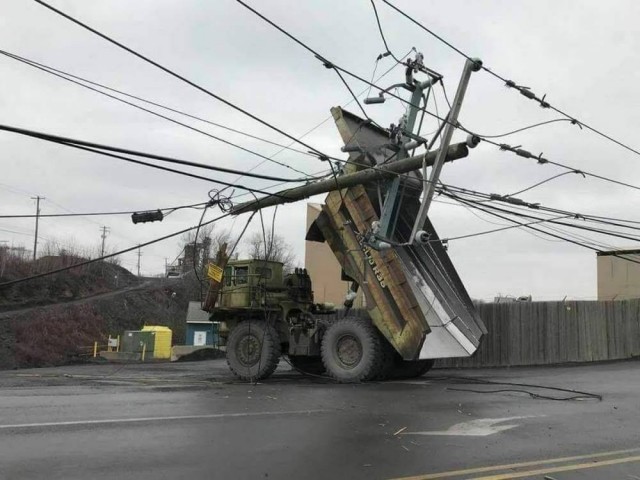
[178,225,236,271]
[246,229,297,273]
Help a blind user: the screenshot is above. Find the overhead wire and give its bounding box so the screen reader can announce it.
[378,0,640,160]
[232,0,640,199]
[0,123,316,184]
[469,118,579,139]
[443,192,640,266]
[506,171,585,198]
[23,1,640,274]
[0,48,315,177]
[0,202,210,219]
[33,0,640,216]
[437,214,572,243]
[0,209,232,288]
[33,0,340,164]
[37,0,639,220]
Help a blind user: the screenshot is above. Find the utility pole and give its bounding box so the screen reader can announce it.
[409,57,482,242]
[0,240,7,278]
[231,142,471,214]
[31,196,44,262]
[136,246,142,277]
[100,226,110,257]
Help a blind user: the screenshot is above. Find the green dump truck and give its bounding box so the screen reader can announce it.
[205,106,487,383]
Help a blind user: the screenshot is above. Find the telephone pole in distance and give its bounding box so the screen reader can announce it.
[31,196,44,261]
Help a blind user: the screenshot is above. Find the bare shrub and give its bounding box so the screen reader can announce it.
[12,305,106,368]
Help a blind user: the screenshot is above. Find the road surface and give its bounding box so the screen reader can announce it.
[0,359,638,479]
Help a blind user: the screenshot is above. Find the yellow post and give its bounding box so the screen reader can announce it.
[141,343,146,362]
[116,335,120,352]
[93,341,98,358]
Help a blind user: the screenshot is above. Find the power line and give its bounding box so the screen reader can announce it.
[506,171,585,197]
[441,190,640,255]
[478,137,640,194]
[0,123,315,184]
[467,118,579,139]
[438,214,571,243]
[227,47,414,190]
[0,49,315,177]
[38,0,640,206]
[0,208,232,288]
[0,201,209,219]
[369,0,404,64]
[379,0,640,159]
[34,0,338,163]
[232,0,640,200]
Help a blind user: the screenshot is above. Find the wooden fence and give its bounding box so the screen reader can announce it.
[435,300,640,368]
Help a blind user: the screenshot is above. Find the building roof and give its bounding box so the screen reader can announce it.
[597,249,640,257]
[186,301,210,322]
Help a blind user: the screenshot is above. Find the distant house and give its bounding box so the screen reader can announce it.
[185,301,218,346]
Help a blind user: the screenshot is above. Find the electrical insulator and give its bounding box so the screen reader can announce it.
[131,210,164,224]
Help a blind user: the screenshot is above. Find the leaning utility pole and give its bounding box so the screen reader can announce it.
[136,246,142,277]
[231,142,473,215]
[99,226,110,257]
[409,57,482,242]
[31,196,44,261]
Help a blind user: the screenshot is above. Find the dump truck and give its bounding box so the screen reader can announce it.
[205,56,487,382]
[205,106,486,382]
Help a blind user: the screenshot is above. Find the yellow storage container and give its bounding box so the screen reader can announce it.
[141,325,173,359]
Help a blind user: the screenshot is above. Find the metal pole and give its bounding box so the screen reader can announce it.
[136,246,142,276]
[410,58,482,242]
[231,142,471,215]
[31,196,44,261]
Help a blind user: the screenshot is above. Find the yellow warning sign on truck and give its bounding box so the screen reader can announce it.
[207,263,223,282]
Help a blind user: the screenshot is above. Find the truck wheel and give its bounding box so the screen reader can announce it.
[226,321,281,381]
[373,338,396,381]
[391,358,435,379]
[288,356,326,375]
[321,317,381,383]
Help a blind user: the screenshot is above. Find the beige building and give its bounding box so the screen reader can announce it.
[304,203,364,308]
[597,249,640,300]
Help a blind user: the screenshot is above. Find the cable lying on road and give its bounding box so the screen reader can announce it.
[445,387,599,402]
[432,375,602,401]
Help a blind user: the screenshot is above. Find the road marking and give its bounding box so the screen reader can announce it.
[470,453,640,479]
[403,416,538,437]
[0,409,327,430]
[390,447,640,480]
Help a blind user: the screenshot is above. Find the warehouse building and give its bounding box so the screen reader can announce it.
[597,249,640,300]
[304,203,364,308]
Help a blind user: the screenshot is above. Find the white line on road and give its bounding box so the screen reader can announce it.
[0,409,328,430]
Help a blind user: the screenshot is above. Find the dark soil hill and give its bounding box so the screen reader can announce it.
[0,255,198,369]
[0,255,139,311]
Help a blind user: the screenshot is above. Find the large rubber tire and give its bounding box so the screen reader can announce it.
[321,317,382,383]
[226,321,281,381]
[373,336,396,381]
[288,355,326,375]
[391,358,435,379]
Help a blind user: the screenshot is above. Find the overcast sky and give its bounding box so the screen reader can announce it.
[1,0,639,300]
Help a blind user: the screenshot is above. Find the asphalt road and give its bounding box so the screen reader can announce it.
[1,359,639,480]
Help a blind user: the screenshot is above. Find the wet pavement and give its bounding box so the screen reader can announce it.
[0,359,639,479]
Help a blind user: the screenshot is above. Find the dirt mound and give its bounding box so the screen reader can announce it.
[176,348,226,362]
[0,257,139,312]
